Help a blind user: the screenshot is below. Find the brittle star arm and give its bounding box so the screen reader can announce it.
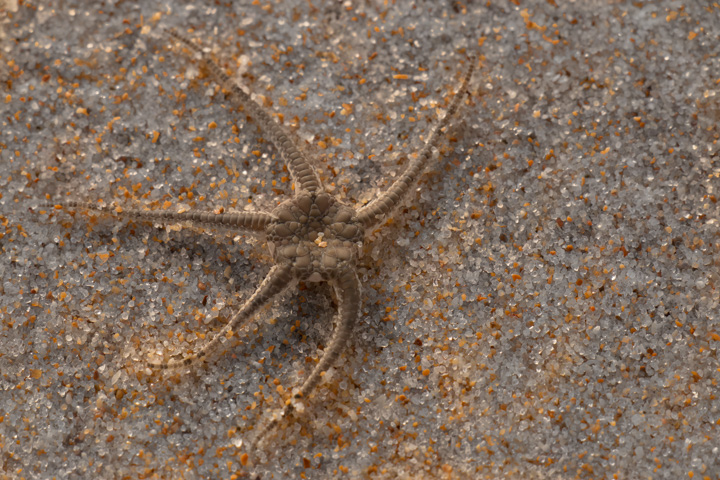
[42,200,274,233]
[355,55,477,229]
[164,28,322,194]
[149,263,295,370]
[251,269,360,449]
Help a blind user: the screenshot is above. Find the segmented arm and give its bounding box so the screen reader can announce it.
[164,28,322,194]
[148,263,294,370]
[356,55,476,229]
[251,268,360,449]
[43,200,274,233]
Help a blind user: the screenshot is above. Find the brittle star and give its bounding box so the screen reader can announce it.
[40,28,476,450]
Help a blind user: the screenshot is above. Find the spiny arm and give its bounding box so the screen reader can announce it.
[148,263,294,370]
[164,28,322,194]
[251,268,360,450]
[41,200,274,233]
[356,55,476,229]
